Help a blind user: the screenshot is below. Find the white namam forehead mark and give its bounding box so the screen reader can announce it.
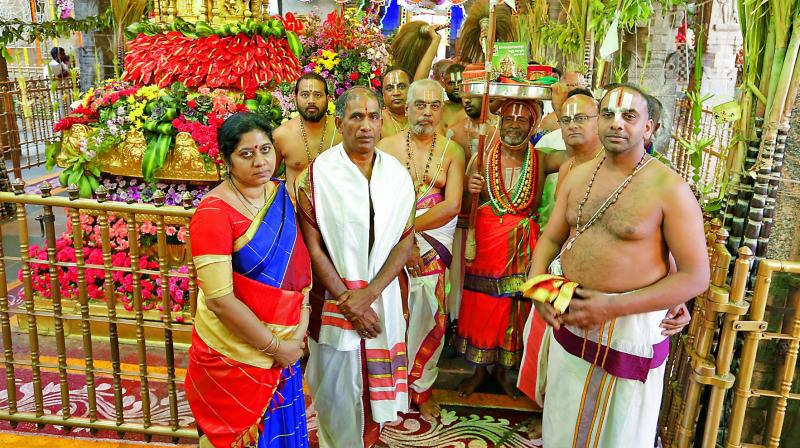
[606,89,634,121]
[564,101,578,118]
[422,89,441,102]
[387,71,402,85]
[299,78,324,93]
[506,102,530,121]
[449,71,462,82]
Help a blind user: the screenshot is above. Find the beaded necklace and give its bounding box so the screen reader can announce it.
[300,116,328,163]
[405,130,437,193]
[485,141,536,216]
[565,152,650,251]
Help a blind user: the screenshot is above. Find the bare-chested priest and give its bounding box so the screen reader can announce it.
[449,95,500,161]
[529,84,709,447]
[380,68,412,139]
[272,73,342,200]
[440,63,468,136]
[378,79,465,420]
[457,99,567,398]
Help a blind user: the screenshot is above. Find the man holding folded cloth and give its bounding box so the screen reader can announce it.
[524,84,709,447]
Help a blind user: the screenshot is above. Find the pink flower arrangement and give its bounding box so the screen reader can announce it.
[21,211,191,315]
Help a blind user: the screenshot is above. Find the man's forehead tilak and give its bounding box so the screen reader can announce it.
[387,71,402,86]
[502,102,533,121]
[510,103,526,119]
[564,102,578,118]
[299,78,324,93]
[606,89,635,121]
[449,71,463,82]
[347,95,379,116]
[421,89,441,103]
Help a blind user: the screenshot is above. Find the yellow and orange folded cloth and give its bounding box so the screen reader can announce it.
[519,274,579,313]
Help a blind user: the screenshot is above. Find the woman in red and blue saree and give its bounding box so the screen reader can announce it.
[184,112,312,448]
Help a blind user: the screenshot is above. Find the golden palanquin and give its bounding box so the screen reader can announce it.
[58,124,221,181]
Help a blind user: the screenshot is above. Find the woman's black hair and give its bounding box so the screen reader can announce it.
[217,112,273,164]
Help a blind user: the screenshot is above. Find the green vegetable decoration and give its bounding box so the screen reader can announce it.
[141,82,187,182]
[249,91,286,127]
[57,157,103,198]
[125,17,300,43]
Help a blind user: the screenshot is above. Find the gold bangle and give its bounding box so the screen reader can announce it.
[259,335,278,355]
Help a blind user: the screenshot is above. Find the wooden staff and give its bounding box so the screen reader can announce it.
[465,2,498,263]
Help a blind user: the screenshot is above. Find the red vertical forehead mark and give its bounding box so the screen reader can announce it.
[616,88,626,108]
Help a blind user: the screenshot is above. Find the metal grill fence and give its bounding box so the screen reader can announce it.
[0,75,77,179]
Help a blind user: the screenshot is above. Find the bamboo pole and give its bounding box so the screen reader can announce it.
[464,2,498,263]
[749,17,800,278]
[757,16,776,119]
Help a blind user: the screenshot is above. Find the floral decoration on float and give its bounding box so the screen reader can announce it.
[48,14,303,198]
[298,9,390,98]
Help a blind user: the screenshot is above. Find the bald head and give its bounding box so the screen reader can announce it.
[562,72,586,90]
[560,93,600,149]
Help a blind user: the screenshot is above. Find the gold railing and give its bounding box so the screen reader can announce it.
[659,220,800,447]
[667,99,736,198]
[0,76,78,179]
[0,181,199,441]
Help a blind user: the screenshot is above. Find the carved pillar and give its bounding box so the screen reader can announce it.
[625,3,680,152]
[74,0,102,91]
[699,0,741,105]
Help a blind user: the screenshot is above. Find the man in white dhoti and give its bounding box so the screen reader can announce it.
[525,84,709,446]
[295,86,416,448]
[378,79,465,420]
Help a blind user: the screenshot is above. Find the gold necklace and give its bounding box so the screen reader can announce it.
[228,177,266,218]
[300,116,329,163]
[386,109,407,134]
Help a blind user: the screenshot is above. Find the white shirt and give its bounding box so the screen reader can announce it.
[44,60,69,78]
